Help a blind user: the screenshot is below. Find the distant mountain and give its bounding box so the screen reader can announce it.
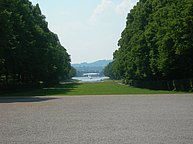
[72,60,112,68]
[72,60,112,76]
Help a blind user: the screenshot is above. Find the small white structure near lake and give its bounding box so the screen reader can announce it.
[83,73,99,77]
[73,73,109,82]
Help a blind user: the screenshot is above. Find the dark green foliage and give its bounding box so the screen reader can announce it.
[104,62,121,80]
[69,66,77,78]
[0,0,71,87]
[112,0,193,85]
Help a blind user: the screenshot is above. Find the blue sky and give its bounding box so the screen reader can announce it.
[30,0,139,63]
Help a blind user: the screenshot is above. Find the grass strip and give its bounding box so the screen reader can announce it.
[0,81,186,96]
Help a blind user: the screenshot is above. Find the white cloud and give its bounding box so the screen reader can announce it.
[89,0,113,24]
[115,0,139,15]
[89,0,139,24]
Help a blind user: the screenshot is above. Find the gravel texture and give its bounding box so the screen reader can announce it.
[0,94,193,144]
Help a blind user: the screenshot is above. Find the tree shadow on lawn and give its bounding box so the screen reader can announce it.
[42,82,81,96]
[0,83,82,103]
[0,97,58,103]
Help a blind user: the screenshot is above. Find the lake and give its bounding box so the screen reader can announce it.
[72,76,109,82]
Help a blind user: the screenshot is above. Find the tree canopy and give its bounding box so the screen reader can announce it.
[0,0,71,86]
[108,0,193,83]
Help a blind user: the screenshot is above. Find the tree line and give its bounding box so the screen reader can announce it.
[105,0,193,90]
[0,0,72,87]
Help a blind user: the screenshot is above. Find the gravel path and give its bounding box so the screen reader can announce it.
[0,94,193,144]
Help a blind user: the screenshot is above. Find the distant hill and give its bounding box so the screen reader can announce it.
[72,60,112,76]
[72,60,112,68]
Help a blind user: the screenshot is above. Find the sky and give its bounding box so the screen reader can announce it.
[30,0,139,64]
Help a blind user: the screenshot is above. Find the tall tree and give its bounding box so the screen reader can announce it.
[113,0,193,83]
[0,0,71,86]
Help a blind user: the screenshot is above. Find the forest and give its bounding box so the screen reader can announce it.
[105,0,193,91]
[0,0,72,89]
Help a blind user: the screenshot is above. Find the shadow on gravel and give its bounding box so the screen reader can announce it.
[0,97,58,103]
[0,83,81,97]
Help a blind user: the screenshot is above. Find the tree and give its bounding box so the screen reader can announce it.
[69,66,77,78]
[104,62,121,80]
[0,0,71,87]
[112,0,193,84]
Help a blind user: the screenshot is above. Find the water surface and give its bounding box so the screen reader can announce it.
[72,76,109,82]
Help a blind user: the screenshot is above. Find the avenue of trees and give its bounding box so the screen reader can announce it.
[0,0,72,88]
[105,0,193,90]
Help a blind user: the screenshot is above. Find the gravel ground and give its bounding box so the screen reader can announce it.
[0,94,193,144]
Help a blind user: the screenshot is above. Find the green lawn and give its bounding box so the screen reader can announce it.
[1,81,184,96]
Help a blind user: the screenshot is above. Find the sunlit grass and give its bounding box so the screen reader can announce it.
[0,81,185,96]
